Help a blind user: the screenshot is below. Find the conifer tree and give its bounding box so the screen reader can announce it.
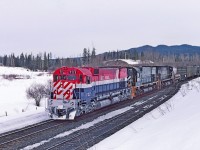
[82,48,87,65]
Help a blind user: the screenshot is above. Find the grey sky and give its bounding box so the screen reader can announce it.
[0,0,200,57]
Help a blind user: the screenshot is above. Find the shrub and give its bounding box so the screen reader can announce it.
[26,83,50,106]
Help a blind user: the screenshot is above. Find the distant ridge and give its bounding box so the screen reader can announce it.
[127,44,200,55]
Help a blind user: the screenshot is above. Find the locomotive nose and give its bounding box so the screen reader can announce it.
[48,103,77,120]
[53,81,75,100]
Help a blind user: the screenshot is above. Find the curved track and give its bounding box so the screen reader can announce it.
[0,119,53,138]
[42,83,181,150]
[0,120,67,148]
[0,80,187,150]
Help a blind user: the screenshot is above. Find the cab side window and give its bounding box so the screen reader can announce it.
[80,75,83,82]
[61,75,66,80]
[86,76,91,84]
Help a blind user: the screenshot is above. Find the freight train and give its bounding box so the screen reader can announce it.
[47,65,199,120]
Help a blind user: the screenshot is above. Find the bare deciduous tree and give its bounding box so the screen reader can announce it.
[26,83,50,106]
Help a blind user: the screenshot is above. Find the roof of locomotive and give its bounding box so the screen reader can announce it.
[99,65,172,69]
[53,67,92,76]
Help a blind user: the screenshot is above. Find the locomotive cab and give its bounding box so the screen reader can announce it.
[48,67,93,120]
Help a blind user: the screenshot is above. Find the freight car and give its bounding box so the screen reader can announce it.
[47,65,175,120]
[177,66,199,80]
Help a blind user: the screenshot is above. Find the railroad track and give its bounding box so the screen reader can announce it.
[0,119,67,149]
[0,88,158,149]
[0,119,53,138]
[0,79,187,150]
[38,83,181,150]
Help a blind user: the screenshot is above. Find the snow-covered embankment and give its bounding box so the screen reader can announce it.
[89,78,200,150]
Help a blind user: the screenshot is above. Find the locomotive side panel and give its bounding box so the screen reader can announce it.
[141,67,152,84]
[157,66,172,80]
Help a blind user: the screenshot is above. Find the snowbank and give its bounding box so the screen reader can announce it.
[0,110,49,134]
[89,78,200,150]
[0,66,51,117]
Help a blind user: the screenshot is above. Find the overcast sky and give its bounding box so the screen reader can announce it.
[0,0,200,57]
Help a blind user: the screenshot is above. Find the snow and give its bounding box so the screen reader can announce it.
[0,66,33,76]
[0,66,51,133]
[118,59,154,65]
[89,78,200,150]
[1,66,200,150]
[0,110,49,134]
[118,59,141,65]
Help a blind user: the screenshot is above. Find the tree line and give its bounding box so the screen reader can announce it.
[100,49,200,66]
[0,48,97,71]
[1,47,200,71]
[0,52,53,71]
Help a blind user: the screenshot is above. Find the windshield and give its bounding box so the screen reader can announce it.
[67,75,77,81]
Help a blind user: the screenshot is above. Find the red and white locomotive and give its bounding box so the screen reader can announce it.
[48,66,174,120]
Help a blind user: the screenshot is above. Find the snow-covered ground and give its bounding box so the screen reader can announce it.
[118,59,141,65]
[0,66,51,133]
[89,78,200,150]
[1,66,200,150]
[0,110,49,134]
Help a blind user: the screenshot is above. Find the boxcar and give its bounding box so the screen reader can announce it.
[177,66,198,80]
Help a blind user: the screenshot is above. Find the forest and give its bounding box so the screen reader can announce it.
[1,44,200,71]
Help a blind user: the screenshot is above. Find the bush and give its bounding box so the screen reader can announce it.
[26,83,50,106]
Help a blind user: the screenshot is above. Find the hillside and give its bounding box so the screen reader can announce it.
[100,44,200,66]
[128,44,200,56]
